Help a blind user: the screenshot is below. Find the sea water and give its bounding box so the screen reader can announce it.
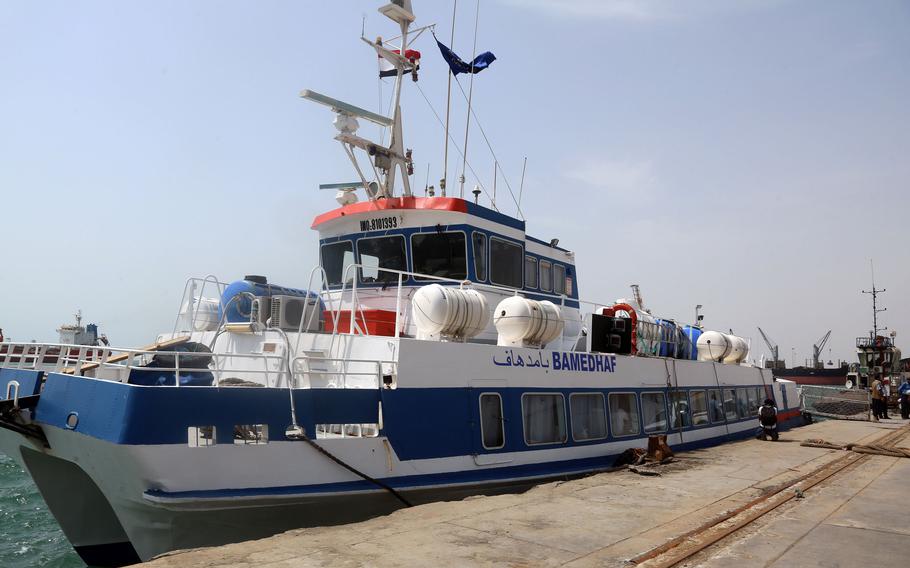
[0,454,83,568]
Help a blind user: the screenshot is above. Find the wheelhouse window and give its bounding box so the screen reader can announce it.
[539,260,552,292]
[641,392,668,433]
[321,241,354,286]
[690,390,709,426]
[570,393,606,441]
[412,232,467,280]
[670,391,691,429]
[479,393,504,449]
[708,389,725,423]
[357,235,406,283]
[522,393,567,445]
[525,256,538,289]
[472,232,487,281]
[608,392,640,437]
[553,264,566,295]
[490,237,523,288]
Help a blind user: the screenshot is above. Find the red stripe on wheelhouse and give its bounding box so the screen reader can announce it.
[311,197,469,229]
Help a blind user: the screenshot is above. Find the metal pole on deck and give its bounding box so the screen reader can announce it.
[441,0,458,197]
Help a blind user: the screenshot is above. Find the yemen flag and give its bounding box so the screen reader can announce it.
[379,49,421,78]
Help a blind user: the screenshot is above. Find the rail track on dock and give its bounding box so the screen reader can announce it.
[630,424,910,568]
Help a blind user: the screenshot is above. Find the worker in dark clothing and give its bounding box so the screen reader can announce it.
[899,379,910,420]
[758,398,779,441]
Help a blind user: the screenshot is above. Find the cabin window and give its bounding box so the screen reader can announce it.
[553,264,566,295]
[321,241,354,286]
[479,393,504,449]
[472,232,487,281]
[522,393,567,445]
[539,260,552,292]
[641,392,668,433]
[357,235,406,283]
[753,387,768,416]
[670,391,692,429]
[724,389,738,420]
[689,390,709,426]
[608,392,640,437]
[490,238,523,288]
[736,389,750,419]
[524,256,538,289]
[708,389,725,422]
[412,232,467,280]
[747,388,762,416]
[570,393,607,441]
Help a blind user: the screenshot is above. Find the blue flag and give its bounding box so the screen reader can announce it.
[435,38,496,76]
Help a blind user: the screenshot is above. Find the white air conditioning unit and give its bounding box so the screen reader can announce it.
[270,295,322,332]
[251,297,271,326]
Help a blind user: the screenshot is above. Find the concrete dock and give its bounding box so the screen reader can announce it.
[140,419,910,568]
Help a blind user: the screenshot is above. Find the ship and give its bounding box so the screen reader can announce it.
[772,365,849,386]
[0,2,802,566]
[0,310,108,368]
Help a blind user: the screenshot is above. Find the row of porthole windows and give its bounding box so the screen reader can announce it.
[479,386,770,450]
[320,230,572,294]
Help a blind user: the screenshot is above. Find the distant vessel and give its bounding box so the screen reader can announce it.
[56,310,108,346]
[0,310,108,366]
[757,327,847,386]
[773,365,848,386]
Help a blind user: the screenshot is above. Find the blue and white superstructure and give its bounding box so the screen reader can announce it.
[0,3,801,566]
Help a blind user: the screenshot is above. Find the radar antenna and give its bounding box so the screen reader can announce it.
[301,1,420,201]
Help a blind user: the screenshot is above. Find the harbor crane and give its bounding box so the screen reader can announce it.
[812,330,832,369]
[757,327,782,369]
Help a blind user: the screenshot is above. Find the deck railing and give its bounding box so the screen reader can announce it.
[0,341,394,390]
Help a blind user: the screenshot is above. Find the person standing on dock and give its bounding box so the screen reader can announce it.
[871,377,885,421]
[898,379,910,420]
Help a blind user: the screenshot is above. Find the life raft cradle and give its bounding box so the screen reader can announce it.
[62,335,191,375]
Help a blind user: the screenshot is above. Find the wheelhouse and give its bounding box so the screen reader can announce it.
[313,196,579,305]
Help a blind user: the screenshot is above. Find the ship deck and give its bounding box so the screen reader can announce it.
[136,418,910,568]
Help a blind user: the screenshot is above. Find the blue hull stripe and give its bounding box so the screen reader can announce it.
[33,374,784,462]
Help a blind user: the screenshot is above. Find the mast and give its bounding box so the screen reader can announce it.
[441,0,457,198]
[459,0,481,199]
[862,259,886,338]
[301,2,418,202]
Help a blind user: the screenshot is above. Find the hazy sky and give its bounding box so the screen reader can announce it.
[1,0,907,364]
